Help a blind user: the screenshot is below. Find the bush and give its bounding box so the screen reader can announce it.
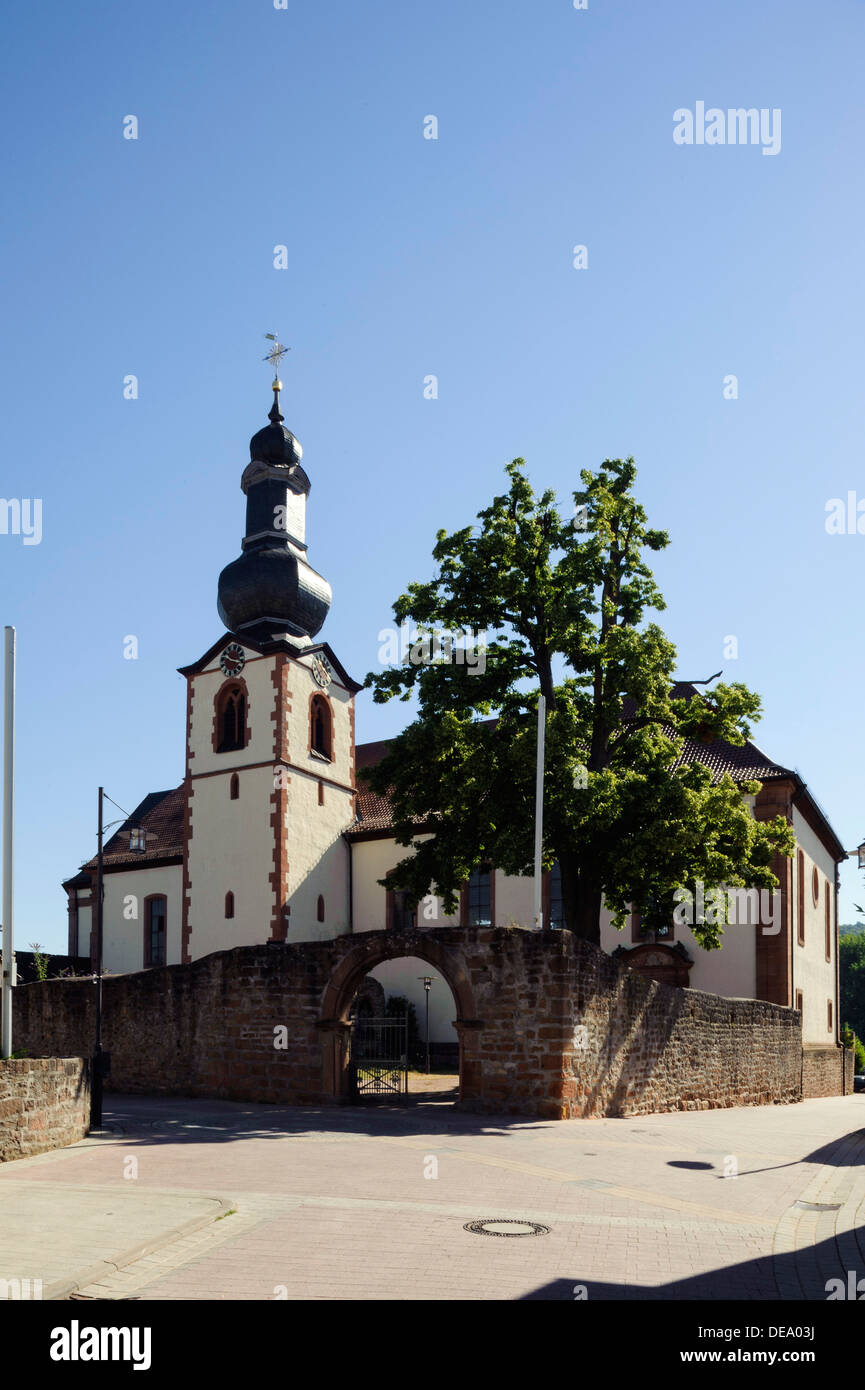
[385,995,421,1060]
[842,1023,865,1073]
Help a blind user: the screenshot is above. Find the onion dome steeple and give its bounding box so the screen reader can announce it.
[217,339,332,644]
[249,379,303,469]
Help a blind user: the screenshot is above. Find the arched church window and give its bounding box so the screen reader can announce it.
[310,694,332,760]
[317,895,325,922]
[216,683,247,753]
[230,773,239,800]
[225,891,234,919]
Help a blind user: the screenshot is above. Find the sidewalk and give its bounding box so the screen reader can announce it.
[1,1092,863,1300]
[0,1169,234,1299]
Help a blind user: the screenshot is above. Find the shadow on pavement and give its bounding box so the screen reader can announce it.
[521,1227,861,1300]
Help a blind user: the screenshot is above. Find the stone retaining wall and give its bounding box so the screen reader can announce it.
[0,1058,90,1162]
[802,1044,852,1099]
[12,929,803,1120]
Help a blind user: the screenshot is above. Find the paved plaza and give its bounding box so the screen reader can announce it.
[1,1091,864,1301]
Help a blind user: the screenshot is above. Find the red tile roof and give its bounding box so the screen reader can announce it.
[80,786,185,871]
[349,686,798,837]
[69,686,834,862]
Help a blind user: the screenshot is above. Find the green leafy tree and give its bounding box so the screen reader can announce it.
[363,458,794,946]
[840,933,865,1049]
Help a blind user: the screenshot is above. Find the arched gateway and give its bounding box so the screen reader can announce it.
[14,925,802,1120]
[317,930,482,1104]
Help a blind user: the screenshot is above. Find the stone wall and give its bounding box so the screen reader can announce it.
[13,928,803,1120]
[0,1058,90,1162]
[802,1043,851,1099]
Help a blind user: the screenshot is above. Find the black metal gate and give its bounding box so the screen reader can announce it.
[349,1015,409,1101]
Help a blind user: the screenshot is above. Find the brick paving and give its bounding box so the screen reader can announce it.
[1,1092,863,1301]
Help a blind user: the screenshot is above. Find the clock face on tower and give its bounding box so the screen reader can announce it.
[311,654,331,688]
[220,642,246,677]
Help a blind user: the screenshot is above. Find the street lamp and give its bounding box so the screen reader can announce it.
[842,841,865,870]
[417,976,433,1074]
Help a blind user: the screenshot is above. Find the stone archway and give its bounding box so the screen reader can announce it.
[317,931,483,1104]
[615,941,693,988]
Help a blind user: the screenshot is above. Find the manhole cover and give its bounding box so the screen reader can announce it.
[794,1200,842,1212]
[464,1219,550,1238]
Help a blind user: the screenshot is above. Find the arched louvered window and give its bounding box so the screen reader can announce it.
[216,683,246,753]
[310,694,332,760]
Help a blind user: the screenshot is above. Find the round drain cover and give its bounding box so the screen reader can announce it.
[464,1219,550,1237]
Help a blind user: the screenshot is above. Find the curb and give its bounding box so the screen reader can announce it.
[45,1193,237,1301]
[772,1128,865,1300]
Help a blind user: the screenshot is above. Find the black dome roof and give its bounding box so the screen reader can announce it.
[249,390,303,467]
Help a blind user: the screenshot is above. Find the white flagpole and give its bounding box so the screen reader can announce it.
[533,694,546,930]
[2,626,16,1058]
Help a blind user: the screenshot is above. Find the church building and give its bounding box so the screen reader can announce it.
[62,379,847,1059]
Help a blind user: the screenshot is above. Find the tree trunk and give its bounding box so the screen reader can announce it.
[559,854,602,946]
[572,888,602,946]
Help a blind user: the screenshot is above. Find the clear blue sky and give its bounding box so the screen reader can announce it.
[1,0,864,951]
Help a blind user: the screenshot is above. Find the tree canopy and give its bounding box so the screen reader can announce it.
[362,458,794,946]
[840,932,865,1048]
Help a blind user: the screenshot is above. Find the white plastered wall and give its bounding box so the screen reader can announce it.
[368,957,457,1046]
[792,807,838,1045]
[282,651,355,942]
[99,865,183,973]
[186,642,356,956]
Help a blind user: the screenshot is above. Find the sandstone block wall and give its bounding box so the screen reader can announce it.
[802,1043,851,1099]
[13,929,804,1120]
[0,1058,90,1162]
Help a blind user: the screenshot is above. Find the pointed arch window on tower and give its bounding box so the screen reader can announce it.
[216,683,247,753]
[310,694,332,761]
[230,773,239,800]
[225,891,235,920]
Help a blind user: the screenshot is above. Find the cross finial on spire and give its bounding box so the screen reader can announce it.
[263,333,290,424]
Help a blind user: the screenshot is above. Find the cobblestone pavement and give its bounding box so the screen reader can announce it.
[1,1093,863,1301]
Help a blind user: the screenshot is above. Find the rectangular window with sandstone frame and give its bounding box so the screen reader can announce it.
[464,868,491,926]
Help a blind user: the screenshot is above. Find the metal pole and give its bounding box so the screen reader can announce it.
[91,787,104,1128]
[418,975,432,1074]
[532,694,546,930]
[1,627,16,1059]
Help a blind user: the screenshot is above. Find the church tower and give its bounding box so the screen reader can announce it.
[178,360,360,963]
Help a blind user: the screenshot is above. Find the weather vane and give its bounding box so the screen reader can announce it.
[263,333,290,387]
